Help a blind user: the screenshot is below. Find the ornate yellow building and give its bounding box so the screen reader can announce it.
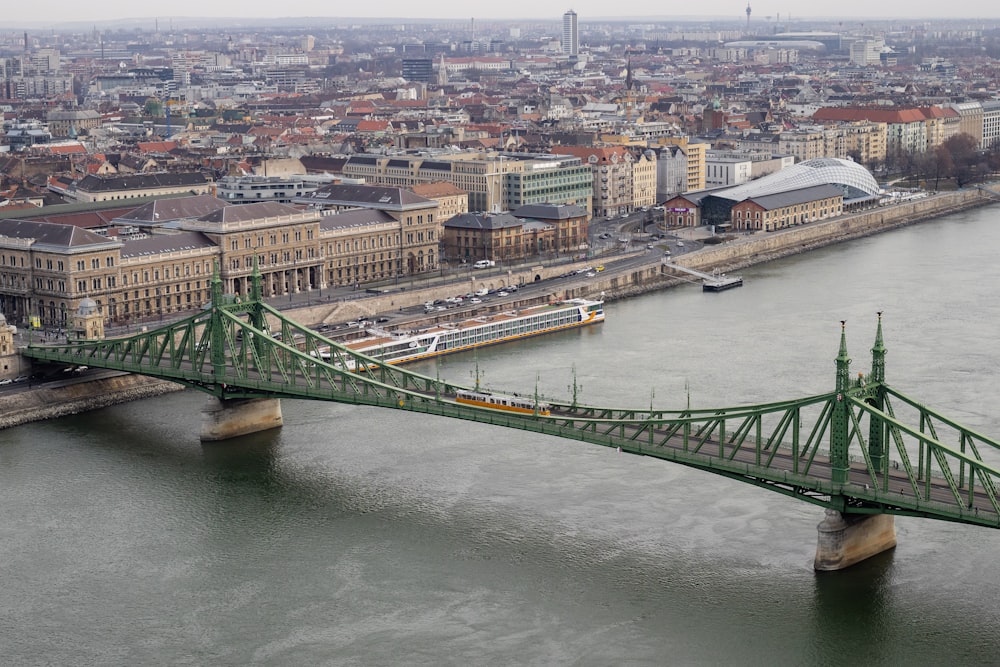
[0,190,441,328]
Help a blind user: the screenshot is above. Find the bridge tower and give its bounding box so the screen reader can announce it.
[830,321,851,485]
[200,260,283,441]
[815,318,896,571]
[868,313,887,472]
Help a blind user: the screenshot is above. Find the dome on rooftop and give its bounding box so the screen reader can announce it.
[77,298,99,316]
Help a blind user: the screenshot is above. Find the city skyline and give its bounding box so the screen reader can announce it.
[4,3,1000,27]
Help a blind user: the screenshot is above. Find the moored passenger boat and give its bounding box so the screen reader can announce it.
[331,298,604,368]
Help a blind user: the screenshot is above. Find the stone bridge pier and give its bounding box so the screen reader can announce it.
[200,396,283,441]
[814,510,897,571]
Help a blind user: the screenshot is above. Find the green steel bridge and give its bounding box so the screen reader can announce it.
[22,264,1000,535]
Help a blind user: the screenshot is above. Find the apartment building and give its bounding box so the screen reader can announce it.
[654,137,707,195]
[343,152,591,214]
[549,145,653,217]
[812,107,933,155]
[949,101,984,147]
[820,121,887,165]
[981,100,1000,150]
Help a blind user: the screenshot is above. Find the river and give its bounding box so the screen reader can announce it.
[3,205,1000,665]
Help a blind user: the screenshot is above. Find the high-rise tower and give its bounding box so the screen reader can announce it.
[562,10,579,57]
[746,2,752,32]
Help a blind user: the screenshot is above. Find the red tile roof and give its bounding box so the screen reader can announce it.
[812,107,931,124]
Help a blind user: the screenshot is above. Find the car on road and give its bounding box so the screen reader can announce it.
[595,265,605,272]
[585,271,596,277]
[498,291,509,297]
[0,378,11,386]
[676,241,685,247]
[13,376,28,383]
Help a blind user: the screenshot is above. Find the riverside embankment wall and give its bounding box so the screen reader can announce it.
[566,188,992,301]
[0,374,182,430]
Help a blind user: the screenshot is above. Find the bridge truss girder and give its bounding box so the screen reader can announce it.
[21,271,1000,530]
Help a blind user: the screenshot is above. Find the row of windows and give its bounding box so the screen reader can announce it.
[123,261,212,287]
[1,255,27,268]
[72,276,117,291]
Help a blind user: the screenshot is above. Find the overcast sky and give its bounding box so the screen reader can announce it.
[6,3,1000,26]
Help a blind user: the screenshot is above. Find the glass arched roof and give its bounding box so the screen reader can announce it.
[715,158,881,202]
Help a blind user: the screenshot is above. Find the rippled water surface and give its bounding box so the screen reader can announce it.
[4,207,1000,665]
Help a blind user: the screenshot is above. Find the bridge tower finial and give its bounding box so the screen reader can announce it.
[836,320,851,393]
[870,311,886,383]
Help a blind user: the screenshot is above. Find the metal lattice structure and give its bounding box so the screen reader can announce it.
[23,266,1000,529]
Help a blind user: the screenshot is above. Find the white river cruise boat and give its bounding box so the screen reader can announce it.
[321,298,604,367]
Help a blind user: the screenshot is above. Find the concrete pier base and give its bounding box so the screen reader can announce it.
[200,396,283,441]
[814,509,896,571]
